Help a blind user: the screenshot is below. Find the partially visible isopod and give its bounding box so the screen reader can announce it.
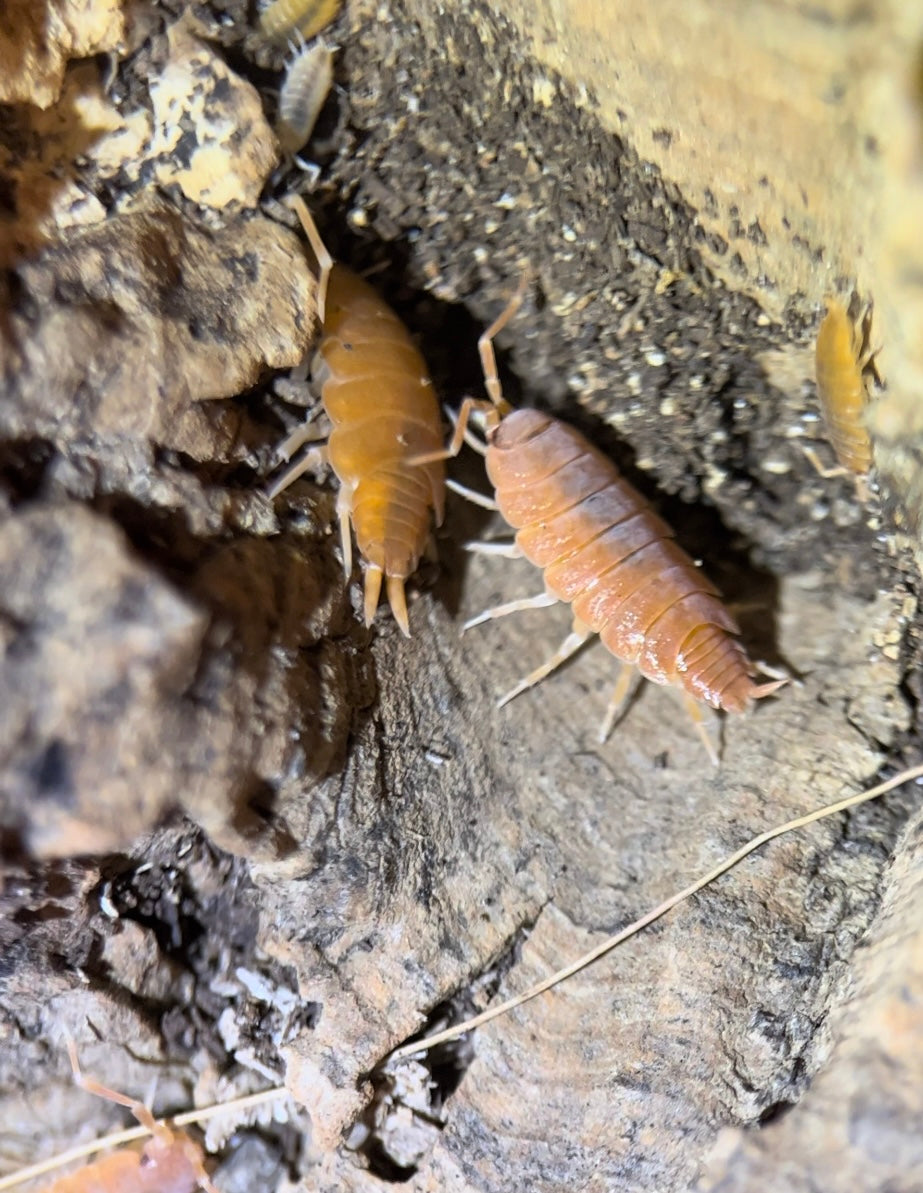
[811,298,880,485]
[0,1044,288,1193]
[35,1045,216,1193]
[276,40,334,155]
[258,0,341,42]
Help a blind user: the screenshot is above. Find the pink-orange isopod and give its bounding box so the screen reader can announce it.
[34,1048,216,1193]
[39,1133,210,1193]
[423,285,784,760]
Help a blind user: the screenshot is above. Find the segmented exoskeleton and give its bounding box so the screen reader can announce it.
[258,0,341,42]
[40,1133,210,1193]
[414,286,784,760]
[813,298,878,477]
[266,197,445,636]
[275,40,334,155]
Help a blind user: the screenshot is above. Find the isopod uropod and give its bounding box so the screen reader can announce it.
[266,197,445,637]
[418,286,784,761]
[812,298,878,481]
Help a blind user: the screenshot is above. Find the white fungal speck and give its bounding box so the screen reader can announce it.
[532,76,556,107]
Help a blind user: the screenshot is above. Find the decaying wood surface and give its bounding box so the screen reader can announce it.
[1,1,921,1190]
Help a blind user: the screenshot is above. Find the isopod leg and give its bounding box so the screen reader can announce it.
[801,445,869,501]
[287,194,335,324]
[265,443,328,499]
[753,659,789,683]
[272,414,326,462]
[336,487,353,577]
[446,477,499,510]
[497,617,594,709]
[464,539,522,558]
[448,401,488,456]
[856,306,883,386]
[193,1157,221,1193]
[479,276,528,416]
[67,1040,162,1138]
[406,395,493,465]
[597,665,643,743]
[801,444,850,481]
[286,26,307,56]
[363,565,383,626]
[386,574,411,638]
[680,691,720,766]
[463,590,558,632]
[436,396,484,461]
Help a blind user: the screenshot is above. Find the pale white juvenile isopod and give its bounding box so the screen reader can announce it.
[276,40,335,155]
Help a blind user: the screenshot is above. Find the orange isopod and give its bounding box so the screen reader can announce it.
[421,286,784,760]
[266,197,445,636]
[813,298,878,477]
[34,1047,216,1193]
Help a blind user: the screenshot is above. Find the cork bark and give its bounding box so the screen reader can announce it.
[1,2,921,1191]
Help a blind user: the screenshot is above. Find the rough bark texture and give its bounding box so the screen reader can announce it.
[1,1,922,1191]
